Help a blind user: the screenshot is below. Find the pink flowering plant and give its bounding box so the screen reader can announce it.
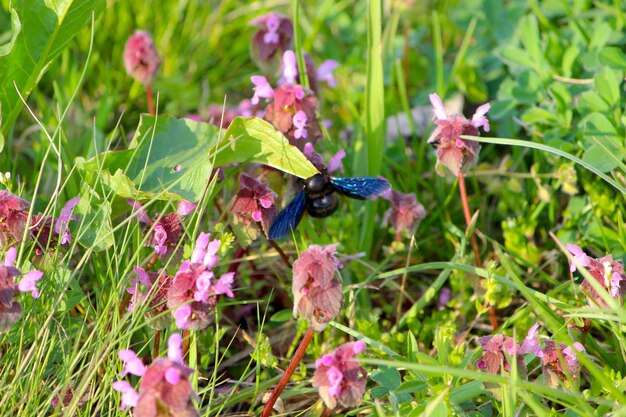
[6,2,626,417]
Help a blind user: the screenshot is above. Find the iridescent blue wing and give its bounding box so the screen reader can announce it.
[268,190,307,240]
[330,177,391,200]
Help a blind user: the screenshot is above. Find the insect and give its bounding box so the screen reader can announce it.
[268,170,391,239]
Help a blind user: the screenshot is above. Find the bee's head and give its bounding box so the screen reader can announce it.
[304,172,328,194]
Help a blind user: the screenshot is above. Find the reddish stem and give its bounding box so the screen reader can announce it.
[146,84,155,115]
[153,329,161,360]
[320,407,334,417]
[261,327,314,417]
[458,172,498,330]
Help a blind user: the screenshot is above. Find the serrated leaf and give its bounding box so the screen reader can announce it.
[0,0,106,137]
[214,117,318,178]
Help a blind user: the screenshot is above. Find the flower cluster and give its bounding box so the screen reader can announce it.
[230,172,277,241]
[167,232,235,330]
[427,93,490,176]
[0,247,44,333]
[381,190,426,239]
[477,323,585,387]
[567,244,626,307]
[250,12,294,69]
[129,200,195,264]
[30,197,80,255]
[124,30,161,85]
[113,333,199,416]
[126,266,174,329]
[292,244,343,331]
[0,190,30,246]
[313,341,368,409]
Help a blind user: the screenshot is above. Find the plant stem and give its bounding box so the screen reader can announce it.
[261,327,314,417]
[146,84,155,115]
[321,407,334,417]
[153,329,161,360]
[458,172,498,330]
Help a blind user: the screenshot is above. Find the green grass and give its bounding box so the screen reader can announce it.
[1,0,626,416]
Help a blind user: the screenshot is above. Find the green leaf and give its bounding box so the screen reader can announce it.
[214,116,318,178]
[581,113,622,173]
[0,0,106,137]
[578,91,610,114]
[74,186,114,251]
[269,309,294,323]
[594,68,621,108]
[77,115,317,204]
[599,46,626,69]
[0,8,21,57]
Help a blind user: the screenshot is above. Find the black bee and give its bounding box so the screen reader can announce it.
[268,170,391,239]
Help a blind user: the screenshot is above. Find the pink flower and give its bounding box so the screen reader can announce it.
[17,270,43,298]
[250,76,274,105]
[123,30,161,85]
[167,233,235,330]
[118,349,146,377]
[382,190,426,238]
[317,60,339,87]
[177,201,196,217]
[566,245,626,306]
[281,50,298,85]
[327,150,346,174]
[292,244,343,331]
[54,196,80,245]
[127,201,187,262]
[292,110,308,139]
[250,13,293,64]
[0,247,43,332]
[230,173,277,239]
[114,334,199,416]
[566,244,591,272]
[427,93,490,176]
[313,341,367,409]
[537,341,584,388]
[112,381,138,410]
[263,84,321,150]
[476,324,541,377]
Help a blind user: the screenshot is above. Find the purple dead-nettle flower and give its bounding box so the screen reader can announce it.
[292,110,308,139]
[537,341,585,388]
[281,50,298,85]
[317,60,339,87]
[566,244,591,272]
[0,190,30,246]
[327,150,346,174]
[566,245,626,306]
[0,247,44,332]
[123,30,161,85]
[292,244,343,331]
[250,12,294,65]
[250,76,274,105]
[112,381,139,411]
[381,190,426,239]
[118,349,146,377]
[126,266,173,329]
[114,334,200,416]
[167,232,235,331]
[476,324,539,377]
[264,84,322,150]
[54,197,80,245]
[313,341,367,410]
[427,93,490,176]
[177,201,196,217]
[230,173,277,238]
[127,200,186,262]
[438,287,451,309]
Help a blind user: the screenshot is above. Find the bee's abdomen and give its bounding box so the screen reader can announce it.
[307,193,339,218]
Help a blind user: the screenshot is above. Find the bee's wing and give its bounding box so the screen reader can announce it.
[330,177,391,200]
[268,190,307,240]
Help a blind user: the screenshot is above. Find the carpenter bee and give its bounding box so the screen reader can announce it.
[268,170,391,239]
